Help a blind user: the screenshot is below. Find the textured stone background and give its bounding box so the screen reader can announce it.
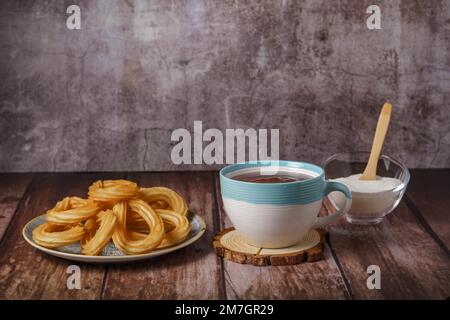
[0,0,449,171]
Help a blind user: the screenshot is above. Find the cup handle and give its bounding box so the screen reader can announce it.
[312,181,352,229]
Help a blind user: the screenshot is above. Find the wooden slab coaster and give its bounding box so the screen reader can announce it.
[213,228,326,266]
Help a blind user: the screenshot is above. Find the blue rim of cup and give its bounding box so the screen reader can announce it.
[219,160,324,184]
[219,160,327,205]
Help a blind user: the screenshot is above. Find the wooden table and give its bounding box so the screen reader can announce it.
[0,170,449,300]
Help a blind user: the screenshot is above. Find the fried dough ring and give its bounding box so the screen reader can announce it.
[81,210,117,256]
[32,223,84,248]
[126,211,175,233]
[70,196,92,208]
[157,209,190,248]
[30,180,192,256]
[112,199,164,255]
[138,187,188,216]
[125,209,190,248]
[88,180,139,204]
[148,200,169,209]
[82,216,98,246]
[46,196,101,225]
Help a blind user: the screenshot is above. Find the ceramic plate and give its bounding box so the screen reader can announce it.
[23,212,206,263]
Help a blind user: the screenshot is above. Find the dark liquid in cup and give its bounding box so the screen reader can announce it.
[232,172,309,183]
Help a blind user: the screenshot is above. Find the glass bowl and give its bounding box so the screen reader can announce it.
[322,151,410,225]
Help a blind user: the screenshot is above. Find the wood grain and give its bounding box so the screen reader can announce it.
[1,171,448,300]
[0,173,123,299]
[325,198,450,299]
[214,174,350,299]
[405,169,450,249]
[0,173,32,242]
[101,172,224,299]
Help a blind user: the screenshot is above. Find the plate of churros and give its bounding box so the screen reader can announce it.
[22,180,206,263]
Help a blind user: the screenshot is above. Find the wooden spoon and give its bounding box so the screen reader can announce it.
[360,102,393,180]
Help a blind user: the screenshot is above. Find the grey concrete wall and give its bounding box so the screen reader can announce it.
[0,0,449,171]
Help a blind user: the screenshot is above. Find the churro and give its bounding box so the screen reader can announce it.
[30,179,192,256]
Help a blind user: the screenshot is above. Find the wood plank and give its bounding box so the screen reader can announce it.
[101,172,224,299]
[0,173,33,241]
[325,199,450,299]
[215,174,350,299]
[0,173,124,300]
[405,169,450,249]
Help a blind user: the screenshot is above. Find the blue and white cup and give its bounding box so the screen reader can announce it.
[220,160,352,248]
